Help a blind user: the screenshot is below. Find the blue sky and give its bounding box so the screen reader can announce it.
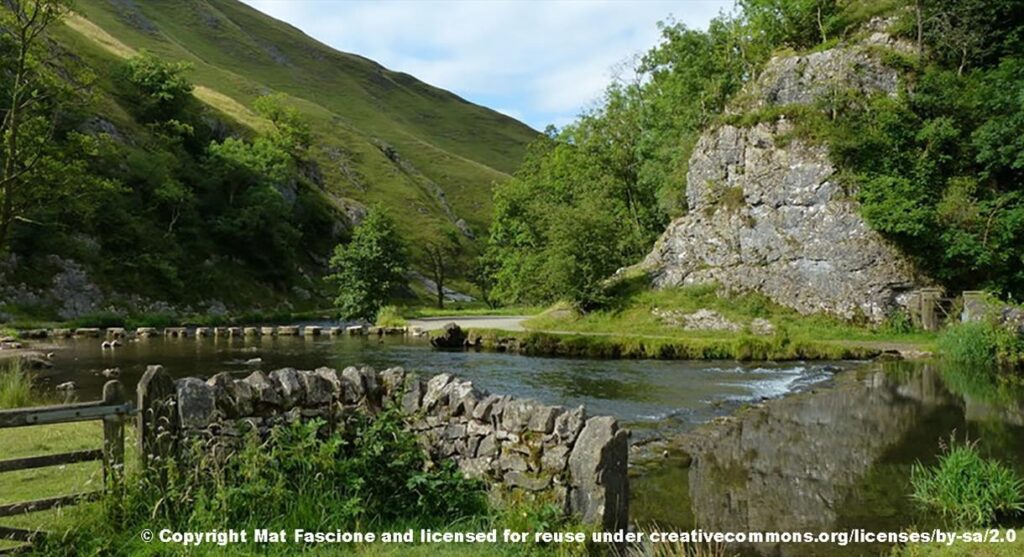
[239,0,731,130]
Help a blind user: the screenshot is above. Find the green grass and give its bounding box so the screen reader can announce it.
[892,534,1024,557]
[522,281,937,355]
[0,360,39,410]
[910,437,1024,528]
[467,328,879,361]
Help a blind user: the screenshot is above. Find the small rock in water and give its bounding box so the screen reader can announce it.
[101,368,121,379]
[245,357,263,366]
[56,381,78,392]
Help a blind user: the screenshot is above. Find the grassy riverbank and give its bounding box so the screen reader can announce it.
[466,328,882,361]
[447,283,935,361]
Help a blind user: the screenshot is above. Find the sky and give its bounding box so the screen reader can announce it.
[239,0,732,131]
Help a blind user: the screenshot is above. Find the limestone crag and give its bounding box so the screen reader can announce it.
[640,36,924,321]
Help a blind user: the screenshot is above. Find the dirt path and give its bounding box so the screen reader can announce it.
[406,316,529,332]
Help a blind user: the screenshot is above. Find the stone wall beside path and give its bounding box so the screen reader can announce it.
[137,364,629,531]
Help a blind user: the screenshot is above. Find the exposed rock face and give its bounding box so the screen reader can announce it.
[641,40,923,321]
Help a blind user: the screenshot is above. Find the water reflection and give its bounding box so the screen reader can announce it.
[636,362,1024,557]
[35,336,846,437]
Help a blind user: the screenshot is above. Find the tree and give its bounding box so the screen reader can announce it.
[0,0,74,250]
[329,206,407,321]
[116,50,194,122]
[423,229,460,309]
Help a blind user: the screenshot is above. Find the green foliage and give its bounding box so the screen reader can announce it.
[911,437,1024,527]
[880,309,915,335]
[375,305,407,328]
[34,413,489,555]
[482,0,907,311]
[0,359,37,409]
[920,0,1024,74]
[939,321,1024,371]
[330,206,408,321]
[116,50,194,122]
[0,0,112,251]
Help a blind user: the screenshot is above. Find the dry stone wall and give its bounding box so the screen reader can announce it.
[138,365,629,531]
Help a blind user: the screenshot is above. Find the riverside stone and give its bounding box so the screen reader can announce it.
[176,377,215,429]
[501,399,537,433]
[528,405,564,434]
[423,373,454,410]
[244,370,282,409]
[430,323,466,348]
[270,368,305,407]
[568,416,629,532]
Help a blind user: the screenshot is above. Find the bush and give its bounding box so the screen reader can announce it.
[42,410,489,555]
[911,437,1024,527]
[939,321,1024,370]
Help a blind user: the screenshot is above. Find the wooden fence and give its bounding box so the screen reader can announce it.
[0,380,133,554]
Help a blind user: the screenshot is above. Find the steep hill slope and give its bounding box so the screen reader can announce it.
[0,0,539,321]
[66,0,537,240]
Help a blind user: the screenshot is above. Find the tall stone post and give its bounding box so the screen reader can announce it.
[919,288,943,331]
[137,365,179,482]
[961,291,987,323]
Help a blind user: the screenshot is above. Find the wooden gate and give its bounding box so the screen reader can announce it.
[0,380,133,554]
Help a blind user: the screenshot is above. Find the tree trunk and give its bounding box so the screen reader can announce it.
[0,69,24,251]
[915,0,924,59]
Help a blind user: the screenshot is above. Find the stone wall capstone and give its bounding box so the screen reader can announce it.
[137,365,629,530]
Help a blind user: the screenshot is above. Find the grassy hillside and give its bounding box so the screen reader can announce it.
[66,0,537,242]
[0,0,539,321]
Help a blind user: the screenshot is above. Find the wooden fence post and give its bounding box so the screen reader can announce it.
[101,380,125,487]
[137,365,179,482]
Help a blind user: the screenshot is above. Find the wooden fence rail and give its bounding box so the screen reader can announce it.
[0,380,132,555]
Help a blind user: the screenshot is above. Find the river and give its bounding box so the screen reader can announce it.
[30,336,1024,556]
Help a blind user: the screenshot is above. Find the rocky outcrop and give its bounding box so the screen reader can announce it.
[145,365,629,530]
[640,37,923,321]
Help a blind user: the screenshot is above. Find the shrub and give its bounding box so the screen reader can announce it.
[911,437,1024,527]
[880,309,914,335]
[375,305,407,328]
[939,320,1024,370]
[41,409,490,555]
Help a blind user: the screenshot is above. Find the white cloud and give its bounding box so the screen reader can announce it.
[241,0,730,130]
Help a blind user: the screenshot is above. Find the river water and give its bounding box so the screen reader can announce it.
[32,337,1024,556]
